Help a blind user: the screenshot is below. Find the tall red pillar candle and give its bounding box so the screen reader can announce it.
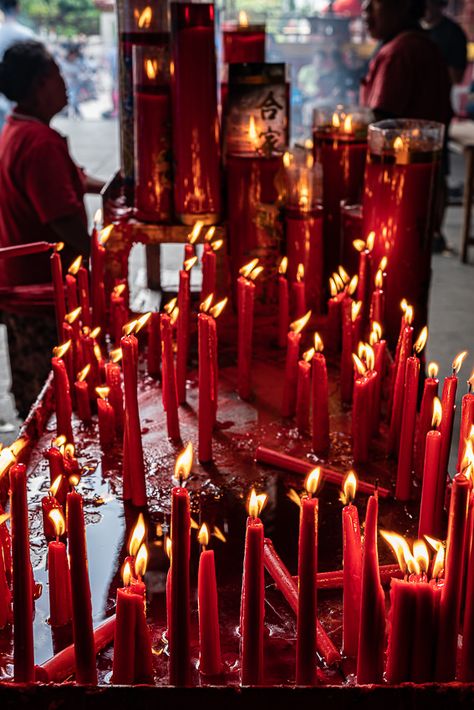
[296,351,312,434]
[418,403,443,538]
[277,257,289,348]
[51,250,66,339]
[67,491,97,684]
[91,231,106,332]
[237,274,256,401]
[41,492,62,541]
[414,362,439,478]
[105,361,124,433]
[10,464,34,682]
[176,265,192,403]
[147,312,161,378]
[241,493,265,686]
[197,525,222,676]
[61,322,76,387]
[356,243,372,327]
[121,335,147,507]
[435,472,470,680]
[396,355,421,501]
[411,577,440,683]
[52,352,74,443]
[457,386,474,471]
[160,313,181,442]
[296,470,319,686]
[169,484,191,686]
[311,337,330,455]
[460,493,474,680]
[77,266,91,328]
[170,2,221,223]
[388,324,413,455]
[341,472,362,657]
[356,494,386,684]
[282,311,310,418]
[96,390,116,451]
[370,268,385,327]
[222,17,265,63]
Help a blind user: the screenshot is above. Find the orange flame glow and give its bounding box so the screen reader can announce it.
[290,310,311,335]
[76,364,90,383]
[381,530,419,575]
[338,265,349,285]
[248,488,267,518]
[240,258,259,279]
[95,386,110,400]
[49,475,62,499]
[314,332,324,352]
[351,301,362,322]
[164,297,178,315]
[296,263,305,283]
[425,536,445,579]
[428,362,439,378]
[332,112,341,129]
[122,560,132,587]
[413,539,430,574]
[329,277,338,298]
[65,306,82,324]
[129,513,146,557]
[136,6,152,29]
[68,255,82,275]
[188,220,204,245]
[279,256,288,276]
[200,293,214,313]
[184,255,198,272]
[248,114,258,147]
[145,58,158,80]
[452,351,468,375]
[210,239,224,252]
[340,471,357,505]
[348,274,358,296]
[432,397,442,428]
[353,239,366,253]
[48,508,65,538]
[135,312,152,333]
[99,224,114,245]
[209,297,228,319]
[404,305,414,325]
[374,269,383,289]
[239,9,249,26]
[174,442,193,483]
[303,348,315,363]
[249,265,264,281]
[53,340,72,359]
[305,467,321,497]
[135,543,148,577]
[343,114,353,134]
[352,353,367,376]
[414,326,428,354]
[198,523,209,548]
[110,348,123,363]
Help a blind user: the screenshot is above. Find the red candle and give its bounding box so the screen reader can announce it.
[176,261,194,402]
[222,15,265,63]
[47,508,71,627]
[295,351,312,434]
[110,284,128,348]
[0,534,11,629]
[370,267,385,327]
[291,263,306,320]
[91,226,110,332]
[326,286,344,354]
[74,366,92,422]
[197,524,222,676]
[418,398,443,538]
[435,472,470,680]
[311,335,329,455]
[461,491,474,680]
[121,334,147,507]
[10,464,34,681]
[372,331,386,436]
[147,312,161,379]
[340,298,360,405]
[385,577,417,683]
[285,205,324,314]
[356,494,385,684]
[237,268,257,401]
[282,311,311,418]
[51,249,66,338]
[112,583,137,685]
[277,257,289,348]
[457,385,474,471]
[45,446,65,486]
[67,490,97,684]
[414,362,439,479]
[65,273,79,313]
[61,321,76,387]
[41,492,62,541]
[77,265,91,328]
[81,330,101,394]
[296,471,319,685]
[169,454,192,686]
[52,347,74,443]
[395,348,423,501]
[96,388,116,451]
[160,312,181,442]
[241,490,265,686]
[388,323,413,455]
[170,2,221,222]
[201,245,217,303]
[105,359,124,434]
[341,472,362,658]
[198,310,214,463]
[352,360,377,464]
[356,241,372,326]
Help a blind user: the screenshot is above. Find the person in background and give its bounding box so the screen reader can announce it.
[423,0,467,85]
[0,40,104,418]
[0,0,34,128]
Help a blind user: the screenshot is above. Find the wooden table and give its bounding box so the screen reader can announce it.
[449,119,474,263]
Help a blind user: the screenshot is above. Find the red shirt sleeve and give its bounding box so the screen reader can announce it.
[366,50,411,117]
[22,138,84,225]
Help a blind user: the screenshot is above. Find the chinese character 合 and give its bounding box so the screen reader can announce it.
[258,90,284,121]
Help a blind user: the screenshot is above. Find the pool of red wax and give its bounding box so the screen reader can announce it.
[0,312,426,685]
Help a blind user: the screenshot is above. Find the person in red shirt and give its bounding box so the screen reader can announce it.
[0,40,104,418]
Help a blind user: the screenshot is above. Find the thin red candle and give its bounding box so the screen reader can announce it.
[311,335,329,455]
[326,288,344,354]
[65,272,78,313]
[0,542,11,629]
[105,361,124,434]
[201,247,216,303]
[10,463,34,682]
[67,490,97,684]
[51,249,67,338]
[77,266,91,328]
[414,362,439,479]
[277,258,289,348]
[411,578,440,683]
[176,263,193,403]
[52,349,74,443]
[121,334,147,507]
[47,508,71,628]
[370,267,385,327]
[388,322,413,455]
[282,311,310,418]
[198,311,214,463]
[341,473,362,658]
[74,376,92,422]
[396,347,423,501]
[356,494,385,684]
[372,334,386,435]
[197,525,222,676]
[460,491,474,680]
[41,493,62,541]
[418,400,443,538]
[285,205,324,314]
[241,491,265,686]
[237,271,256,401]
[147,312,161,379]
[435,471,470,680]
[160,312,181,442]
[457,386,474,471]
[96,390,116,451]
[341,298,360,405]
[385,577,416,683]
[292,264,306,320]
[295,353,312,434]
[352,360,377,464]
[296,471,319,686]
[61,321,76,387]
[112,582,137,685]
[356,243,372,326]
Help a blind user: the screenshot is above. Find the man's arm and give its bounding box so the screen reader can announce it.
[48,213,91,257]
[83,175,106,195]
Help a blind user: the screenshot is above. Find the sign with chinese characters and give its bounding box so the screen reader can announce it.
[225,63,288,156]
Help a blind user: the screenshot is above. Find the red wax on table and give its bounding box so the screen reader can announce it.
[198,549,222,676]
[133,41,172,222]
[51,251,66,338]
[340,298,354,404]
[296,496,318,685]
[296,359,311,433]
[74,380,91,422]
[198,312,216,463]
[385,578,416,683]
[160,314,181,442]
[147,312,161,379]
[388,325,413,455]
[436,374,458,530]
[311,350,330,455]
[97,397,116,450]
[356,494,385,684]
[278,273,289,348]
[121,335,147,507]
[237,275,255,401]
[169,486,191,686]
[176,270,190,403]
[395,355,420,501]
[461,494,474,680]
[52,356,74,443]
[201,248,216,302]
[222,23,265,63]
[418,429,443,538]
[414,374,439,478]
[10,464,34,682]
[67,491,97,684]
[435,472,470,681]
[285,206,324,313]
[282,330,302,418]
[342,503,362,657]
[458,391,474,471]
[48,539,72,627]
[170,2,221,223]
[105,362,124,433]
[241,517,265,686]
[112,587,137,684]
[77,266,91,328]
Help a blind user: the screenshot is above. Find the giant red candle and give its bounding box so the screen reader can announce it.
[197,524,222,676]
[341,472,362,658]
[222,14,265,64]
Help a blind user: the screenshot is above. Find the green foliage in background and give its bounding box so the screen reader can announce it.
[20,0,100,37]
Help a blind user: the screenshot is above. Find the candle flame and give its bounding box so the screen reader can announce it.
[248,114,258,148]
[414,326,428,354]
[129,513,146,558]
[65,306,82,324]
[404,305,414,325]
[428,362,438,378]
[95,386,110,400]
[351,301,362,322]
[174,442,193,483]
[305,467,321,497]
[425,536,445,579]
[452,350,468,374]
[381,530,419,575]
[54,241,64,253]
[90,326,101,340]
[205,226,216,242]
[340,470,357,505]
[48,508,65,538]
[379,256,388,272]
[184,255,198,272]
[279,256,288,275]
[366,231,375,252]
[164,297,178,315]
[94,343,102,362]
[68,255,82,275]
[314,332,324,352]
[53,340,72,359]
[209,297,228,319]
[247,488,267,518]
[357,342,366,360]
[210,239,224,252]
[53,435,67,448]
[122,319,137,336]
[393,136,405,152]
[136,6,152,28]
[165,536,172,559]
[122,560,132,587]
[333,273,344,292]
[94,209,102,226]
[343,114,353,134]
[338,265,349,285]
[370,321,382,345]
[306,152,314,169]
[135,312,152,333]
[113,283,126,297]
[69,473,80,487]
[431,396,442,428]
[374,269,383,289]
[329,277,338,298]
[303,348,315,363]
[238,9,249,26]
[99,224,114,245]
[413,539,430,574]
[461,437,474,475]
[200,293,214,313]
[170,306,179,326]
[240,258,259,279]
[248,265,264,281]
[188,220,204,245]
[110,348,123,363]
[76,365,90,383]
[352,239,366,253]
[135,543,148,577]
[145,58,158,80]
[0,512,9,526]
[49,475,62,499]
[198,523,209,547]
[296,263,305,283]
[365,343,375,371]
[348,274,358,296]
[352,353,366,376]
[290,310,311,334]
[332,112,341,129]
[287,487,302,508]
[283,151,292,168]
[213,525,227,543]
